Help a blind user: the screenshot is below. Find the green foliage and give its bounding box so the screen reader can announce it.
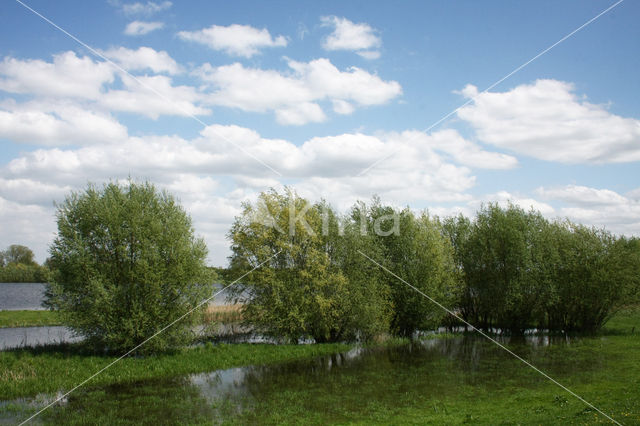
[0,263,50,283]
[44,181,211,354]
[364,201,460,337]
[0,245,49,282]
[228,189,391,343]
[546,223,630,332]
[445,203,637,334]
[1,244,36,266]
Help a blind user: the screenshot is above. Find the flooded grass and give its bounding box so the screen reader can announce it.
[6,332,639,425]
[0,342,350,401]
[1,308,638,424]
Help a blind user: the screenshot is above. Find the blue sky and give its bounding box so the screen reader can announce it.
[1,0,639,265]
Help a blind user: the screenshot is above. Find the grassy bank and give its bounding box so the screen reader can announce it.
[0,342,350,400]
[0,310,62,328]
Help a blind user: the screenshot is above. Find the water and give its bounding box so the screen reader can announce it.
[0,283,230,310]
[0,283,235,350]
[0,326,81,350]
[2,336,603,424]
[0,283,47,310]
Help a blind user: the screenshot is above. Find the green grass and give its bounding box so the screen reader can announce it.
[1,308,638,424]
[603,305,640,334]
[0,342,350,401]
[0,310,62,328]
[0,305,241,328]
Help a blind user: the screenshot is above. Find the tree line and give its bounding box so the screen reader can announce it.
[40,182,639,354]
[444,205,639,333]
[229,190,639,342]
[0,245,50,283]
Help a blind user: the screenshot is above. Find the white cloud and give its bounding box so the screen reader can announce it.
[177,24,287,58]
[0,178,72,206]
[197,58,401,125]
[457,79,640,164]
[531,184,640,236]
[404,129,518,169]
[482,190,556,215]
[0,51,114,99]
[124,21,164,36]
[0,195,56,263]
[0,51,207,120]
[332,99,354,115]
[356,50,381,60]
[0,100,128,146]
[537,184,628,206]
[274,102,326,126]
[627,188,640,201]
[321,16,381,59]
[99,46,181,74]
[122,1,172,16]
[100,74,209,119]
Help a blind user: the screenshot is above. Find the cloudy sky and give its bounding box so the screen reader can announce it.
[1,0,639,265]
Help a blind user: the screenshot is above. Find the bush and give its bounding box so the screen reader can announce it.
[44,181,211,354]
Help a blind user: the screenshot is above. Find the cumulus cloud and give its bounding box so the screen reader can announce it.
[0,51,208,120]
[536,184,628,207]
[0,52,114,99]
[321,16,381,59]
[0,124,512,212]
[99,74,209,119]
[197,58,402,125]
[99,46,181,74]
[0,100,128,146]
[2,120,636,264]
[124,21,164,36]
[122,1,172,16]
[537,184,640,235]
[177,24,287,58]
[457,79,640,164]
[481,190,556,215]
[0,178,72,206]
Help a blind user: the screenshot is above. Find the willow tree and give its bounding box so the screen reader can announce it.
[366,202,460,337]
[228,189,390,343]
[45,181,210,354]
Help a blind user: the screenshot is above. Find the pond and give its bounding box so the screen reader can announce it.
[3,335,604,425]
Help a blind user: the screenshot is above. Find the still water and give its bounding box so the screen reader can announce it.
[3,335,596,425]
[0,283,47,310]
[0,283,233,349]
[0,283,232,311]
